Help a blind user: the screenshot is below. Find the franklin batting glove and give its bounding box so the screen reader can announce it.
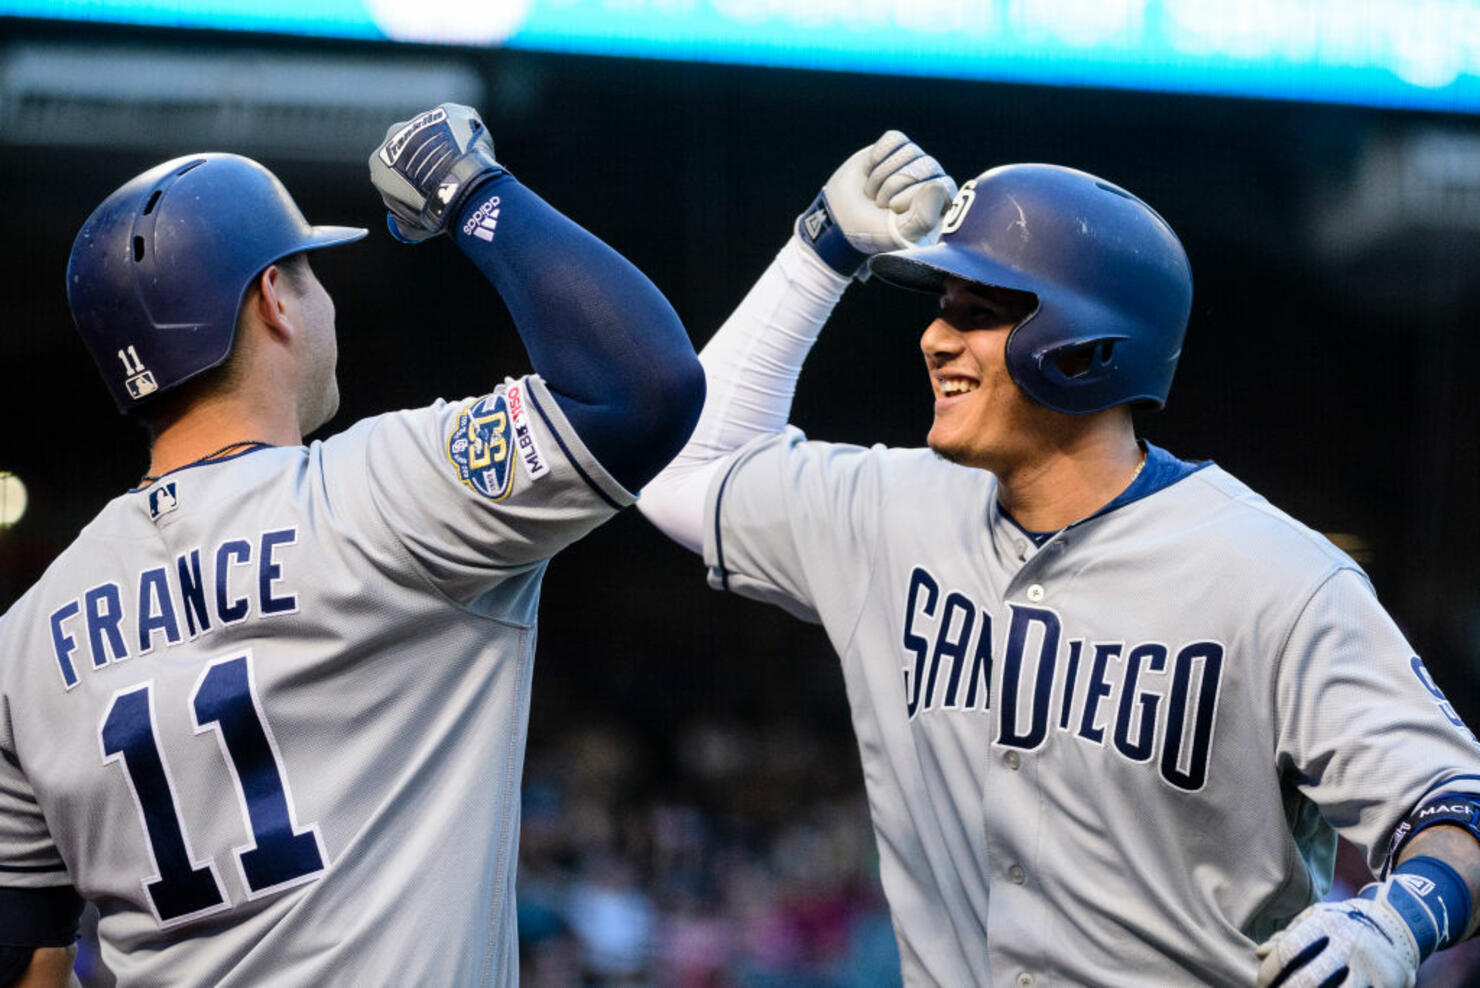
[369,103,504,244]
[795,130,956,279]
[1255,857,1470,988]
[1256,896,1419,988]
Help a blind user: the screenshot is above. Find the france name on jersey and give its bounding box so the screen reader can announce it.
[703,427,1480,988]
[0,375,631,986]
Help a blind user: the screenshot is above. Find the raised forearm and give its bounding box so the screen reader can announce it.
[452,173,704,490]
[369,102,705,492]
[637,131,954,550]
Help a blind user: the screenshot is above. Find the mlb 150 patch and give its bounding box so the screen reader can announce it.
[447,394,515,500]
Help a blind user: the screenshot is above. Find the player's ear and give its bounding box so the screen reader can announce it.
[249,264,298,342]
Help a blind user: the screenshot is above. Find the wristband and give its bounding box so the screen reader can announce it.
[795,191,869,278]
[1374,856,1472,956]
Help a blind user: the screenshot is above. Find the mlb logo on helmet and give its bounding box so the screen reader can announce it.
[126,371,158,399]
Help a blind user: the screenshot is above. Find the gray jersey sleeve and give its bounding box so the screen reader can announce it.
[0,692,69,889]
[702,427,888,625]
[321,374,633,605]
[1275,567,1480,870]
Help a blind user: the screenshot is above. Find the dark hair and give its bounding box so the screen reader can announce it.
[274,252,311,291]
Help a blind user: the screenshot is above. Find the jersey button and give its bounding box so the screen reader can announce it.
[1004,750,1021,771]
[1008,864,1026,885]
[1026,584,1045,602]
[1017,973,1035,988]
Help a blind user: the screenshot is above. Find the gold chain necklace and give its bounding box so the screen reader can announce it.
[1128,447,1148,485]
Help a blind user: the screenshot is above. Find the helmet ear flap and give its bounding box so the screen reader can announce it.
[1030,335,1128,389]
[1047,338,1118,381]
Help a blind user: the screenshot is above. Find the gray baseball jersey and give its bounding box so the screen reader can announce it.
[703,428,1480,987]
[0,375,631,985]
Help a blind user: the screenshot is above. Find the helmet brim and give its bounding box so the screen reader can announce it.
[302,225,370,251]
[869,242,1038,298]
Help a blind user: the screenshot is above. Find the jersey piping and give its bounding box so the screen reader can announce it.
[529,387,623,511]
[125,444,278,494]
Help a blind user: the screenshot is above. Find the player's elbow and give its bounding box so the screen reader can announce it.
[565,342,704,493]
[663,352,707,441]
[626,351,706,487]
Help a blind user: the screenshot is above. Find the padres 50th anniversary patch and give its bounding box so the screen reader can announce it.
[447,385,548,499]
[448,393,516,500]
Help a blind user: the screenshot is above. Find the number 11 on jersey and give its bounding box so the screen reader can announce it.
[100,650,326,927]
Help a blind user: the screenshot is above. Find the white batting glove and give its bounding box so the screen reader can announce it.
[1255,890,1422,988]
[795,131,956,279]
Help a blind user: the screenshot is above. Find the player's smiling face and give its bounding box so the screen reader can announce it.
[921,277,1044,470]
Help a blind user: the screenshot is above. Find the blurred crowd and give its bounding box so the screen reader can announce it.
[516,720,900,987]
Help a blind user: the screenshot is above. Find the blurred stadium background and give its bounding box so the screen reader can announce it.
[2,2,1480,984]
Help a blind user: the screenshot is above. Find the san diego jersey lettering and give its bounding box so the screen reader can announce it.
[899,576,1225,793]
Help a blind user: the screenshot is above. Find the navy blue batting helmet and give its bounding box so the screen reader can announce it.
[67,153,367,413]
[868,163,1192,415]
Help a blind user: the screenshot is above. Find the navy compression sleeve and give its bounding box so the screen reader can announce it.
[0,885,83,984]
[451,174,704,492]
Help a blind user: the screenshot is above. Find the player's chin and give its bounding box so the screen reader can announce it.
[304,382,341,435]
[926,426,972,467]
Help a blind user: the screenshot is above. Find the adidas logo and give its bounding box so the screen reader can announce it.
[462,194,502,242]
[473,211,498,241]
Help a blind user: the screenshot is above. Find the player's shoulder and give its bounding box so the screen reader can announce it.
[762,428,992,490]
[1169,463,1359,574]
[315,380,544,458]
[0,494,136,647]
[311,394,470,475]
[876,444,996,496]
[734,430,997,520]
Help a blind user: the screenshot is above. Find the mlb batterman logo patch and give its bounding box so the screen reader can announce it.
[447,393,516,500]
[147,482,179,520]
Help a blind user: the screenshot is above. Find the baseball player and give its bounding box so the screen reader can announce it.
[0,103,702,984]
[637,132,1480,986]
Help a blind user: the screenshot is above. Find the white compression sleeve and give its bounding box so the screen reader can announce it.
[637,236,851,553]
